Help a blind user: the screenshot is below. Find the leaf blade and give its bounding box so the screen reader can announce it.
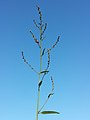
[40,111,60,114]
[40,70,49,74]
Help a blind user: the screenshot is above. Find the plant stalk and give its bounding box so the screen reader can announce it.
[36,26,42,120]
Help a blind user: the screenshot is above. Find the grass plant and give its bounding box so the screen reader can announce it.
[22,5,60,120]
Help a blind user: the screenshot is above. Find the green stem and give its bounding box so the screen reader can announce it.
[36,74,40,120]
[36,27,42,120]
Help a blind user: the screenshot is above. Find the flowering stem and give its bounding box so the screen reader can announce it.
[36,24,42,120]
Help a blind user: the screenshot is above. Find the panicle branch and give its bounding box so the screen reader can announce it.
[48,76,54,98]
[36,5,42,26]
[30,30,41,48]
[33,19,39,29]
[42,36,46,41]
[49,36,60,51]
[21,51,38,74]
[46,49,50,70]
[41,23,47,37]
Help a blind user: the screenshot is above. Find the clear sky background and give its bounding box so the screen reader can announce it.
[0,0,90,120]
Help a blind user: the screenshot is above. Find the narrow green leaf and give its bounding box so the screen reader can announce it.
[48,93,54,98]
[42,48,45,56]
[40,111,60,114]
[38,80,42,87]
[40,70,49,74]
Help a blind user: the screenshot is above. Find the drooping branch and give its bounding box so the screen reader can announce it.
[52,36,60,49]
[49,36,60,51]
[21,51,38,74]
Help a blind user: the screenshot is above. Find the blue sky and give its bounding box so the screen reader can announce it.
[0,0,90,120]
